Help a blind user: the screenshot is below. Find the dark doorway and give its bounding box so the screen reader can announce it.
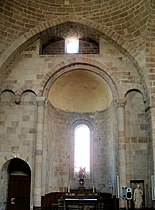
[7,158,31,210]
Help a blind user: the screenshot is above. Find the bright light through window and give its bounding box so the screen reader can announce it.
[74,124,90,174]
[65,37,79,54]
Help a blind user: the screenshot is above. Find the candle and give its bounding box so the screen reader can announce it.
[68,186,70,193]
[93,186,95,193]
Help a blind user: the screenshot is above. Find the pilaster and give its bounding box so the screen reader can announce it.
[115,99,127,208]
[33,97,45,207]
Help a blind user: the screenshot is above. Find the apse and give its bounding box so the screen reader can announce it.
[48,70,113,113]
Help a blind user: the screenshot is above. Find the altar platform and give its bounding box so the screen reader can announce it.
[41,187,117,210]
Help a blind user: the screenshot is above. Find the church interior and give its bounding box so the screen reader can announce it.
[0,0,155,210]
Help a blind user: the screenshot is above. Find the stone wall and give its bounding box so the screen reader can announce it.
[125,90,149,204]
[45,101,115,194]
[42,39,99,55]
[0,91,37,161]
[0,37,140,95]
[0,0,149,56]
[0,90,37,206]
[0,4,153,206]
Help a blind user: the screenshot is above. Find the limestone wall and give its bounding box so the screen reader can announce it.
[0,0,149,56]
[45,101,115,194]
[125,90,149,204]
[0,13,152,207]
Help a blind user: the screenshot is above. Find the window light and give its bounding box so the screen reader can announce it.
[65,37,79,54]
[74,124,90,174]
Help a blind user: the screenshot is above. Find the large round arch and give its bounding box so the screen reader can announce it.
[42,60,119,104]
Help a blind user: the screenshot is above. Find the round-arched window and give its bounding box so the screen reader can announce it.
[74,124,90,175]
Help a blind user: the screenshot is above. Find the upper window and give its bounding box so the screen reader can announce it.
[42,37,99,55]
[74,124,90,175]
[41,21,100,55]
[65,37,79,54]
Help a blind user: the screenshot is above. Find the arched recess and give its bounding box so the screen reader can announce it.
[1,158,31,210]
[125,89,146,104]
[0,90,15,103]
[0,88,38,105]
[20,90,37,106]
[44,61,118,192]
[42,61,119,103]
[125,89,148,180]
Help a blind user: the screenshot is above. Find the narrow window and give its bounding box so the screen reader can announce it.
[74,124,90,176]
[65,37,79,54]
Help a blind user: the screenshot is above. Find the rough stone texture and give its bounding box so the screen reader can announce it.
[125,91,149,200]
[46,102,114,193]
[42,39,99,55]
[0,31,149,207]
[0,0,155,209]
[0,0,149,55]
[0,91,37,207]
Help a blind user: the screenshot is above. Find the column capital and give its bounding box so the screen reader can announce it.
[36,97,46,107]
[15,95,21,104]
[115,99,126,108]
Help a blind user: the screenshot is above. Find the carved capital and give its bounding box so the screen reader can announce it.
[15,95,21,104]
[115,99,126,108]
[36,97,46,107]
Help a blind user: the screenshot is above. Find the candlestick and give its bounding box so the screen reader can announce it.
[68,185,70,193]
[93,186,95,193]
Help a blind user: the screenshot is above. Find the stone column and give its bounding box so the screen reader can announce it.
[33,97,45,207]
[149,106,155,174]
[116,99,127,208]
[148,105,155,205]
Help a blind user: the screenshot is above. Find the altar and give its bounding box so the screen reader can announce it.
[41,188,116,210]
[64,198,98,210]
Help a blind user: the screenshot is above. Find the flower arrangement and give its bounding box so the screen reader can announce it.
[78,167,86,181]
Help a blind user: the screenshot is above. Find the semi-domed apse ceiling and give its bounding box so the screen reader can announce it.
[48,70,113,113]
